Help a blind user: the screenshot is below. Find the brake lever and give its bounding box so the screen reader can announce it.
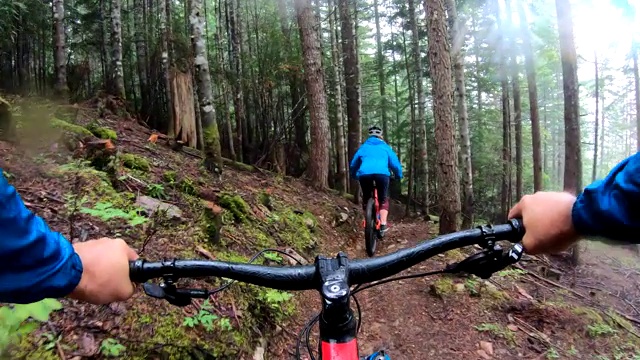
[444,243,524,279]
[142,280,209,307]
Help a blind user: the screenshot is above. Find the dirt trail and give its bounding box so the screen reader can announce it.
[272,221,640,360]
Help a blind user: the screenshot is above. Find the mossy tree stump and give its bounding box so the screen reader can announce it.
[0,96,17,142]
[202,200,223,245]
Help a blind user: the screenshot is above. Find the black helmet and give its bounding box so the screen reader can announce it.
[368,125,383,137]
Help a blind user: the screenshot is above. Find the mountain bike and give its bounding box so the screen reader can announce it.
[363,185,381,257]
[129,219,525,360]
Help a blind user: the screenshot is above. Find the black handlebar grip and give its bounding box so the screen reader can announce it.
[129,259,146,283]
[506,218,525,241]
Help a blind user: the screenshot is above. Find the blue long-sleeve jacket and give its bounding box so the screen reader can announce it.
[0,168,83,304]
[350,136,403,180]
[572,152,640,242]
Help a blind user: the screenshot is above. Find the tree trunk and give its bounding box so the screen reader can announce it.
[338,0,361,203]
[495,0,511,220]
[633,44,640,152]
[190,0,222,172]
[110,0,126,99]
[328,0,347,192]
[556,0,582,195]
[425,0,461,234]
[295,0,330,189]
[592,52,599,182]
[517,0,542,192]
[505,0,522,201]
[229,0,246,162]
[160,0,173,136]
[373,0,387,136]
[408,0,429,216]
[134,0,148,120]
[53,0,68,98]
[445,0,473,229]
[556,0,583,265]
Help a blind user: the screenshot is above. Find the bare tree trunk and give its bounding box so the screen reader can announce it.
[505,0,522,201]
[53,0,68,98]
[338,0,361,203]
[160,0,173,136]
[556,0,582,195]
[445,0,473,228]
[295,0,330,189]
[229,0,246,162]
[409,0,428,216]
[328,0,347,192]
[495,0,511,220]
[134,0,148,119]
[373,0,387,135]
[190,0,222,172]
[556,0,582,265]
[633,44,640,151]
[517,0,542,192]
[592,52,599,182]
[425,0,461,234]
[110,0,126,99]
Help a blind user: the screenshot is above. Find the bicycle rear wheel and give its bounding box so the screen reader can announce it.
[364,198,377,257]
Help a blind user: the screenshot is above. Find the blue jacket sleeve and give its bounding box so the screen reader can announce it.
[0,168,83,304]
[386,146,403,179]
[571,152,640,242]
[349,147,362,179]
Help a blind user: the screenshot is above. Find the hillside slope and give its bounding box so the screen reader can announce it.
[2,95,640,360]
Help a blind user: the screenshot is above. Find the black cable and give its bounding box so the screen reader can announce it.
[352,293,362,334]
[352,269,446,295]
[209,248,303,295]
[297,312,320,360]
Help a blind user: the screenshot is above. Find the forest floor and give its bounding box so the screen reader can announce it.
[1,94,640,360]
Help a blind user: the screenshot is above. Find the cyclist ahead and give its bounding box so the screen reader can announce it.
[349,125,403,236]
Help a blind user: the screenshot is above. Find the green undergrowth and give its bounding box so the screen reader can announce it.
[86,122,117,140]
[50,118,93,137]
[8,116,329,358]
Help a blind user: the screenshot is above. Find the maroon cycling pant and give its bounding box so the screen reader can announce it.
[359,174,390,211]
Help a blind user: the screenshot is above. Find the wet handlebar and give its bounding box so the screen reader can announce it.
[129,219,525,300]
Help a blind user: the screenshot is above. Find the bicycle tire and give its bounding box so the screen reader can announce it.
[364,198,377,257]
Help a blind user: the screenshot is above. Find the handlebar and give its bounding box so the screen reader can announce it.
[130,219,525,295]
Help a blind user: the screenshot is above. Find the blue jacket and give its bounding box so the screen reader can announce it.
[350,136,403,180]
[0,169,83,304]
[572,152,640,242]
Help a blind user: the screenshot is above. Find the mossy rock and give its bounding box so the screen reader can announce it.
[120,153,150,172]
[51,118,93,137]
[86,123,117,140]
[217,192,251,223]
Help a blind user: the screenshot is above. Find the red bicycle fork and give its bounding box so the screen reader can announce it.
[320,339,359,360]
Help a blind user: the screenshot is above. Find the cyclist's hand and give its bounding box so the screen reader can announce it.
[508,192,580,255]
[69,238,138,304]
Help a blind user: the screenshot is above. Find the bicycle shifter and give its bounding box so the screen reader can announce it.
[142,279,208,307]
[444,243,524,279]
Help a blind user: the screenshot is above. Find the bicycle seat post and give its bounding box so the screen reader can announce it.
[316,252,358,346]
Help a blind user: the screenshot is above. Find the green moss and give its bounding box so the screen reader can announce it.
[10,334,60,360]
[218,192,251,223]
[53,161,131,210]
[51,118,93,137]
[177,177,197,195]
[86,123,117,140]
[271,209,317,251]
[120,153,150,172]
[163,170,177,184]
[430,277,455,297]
